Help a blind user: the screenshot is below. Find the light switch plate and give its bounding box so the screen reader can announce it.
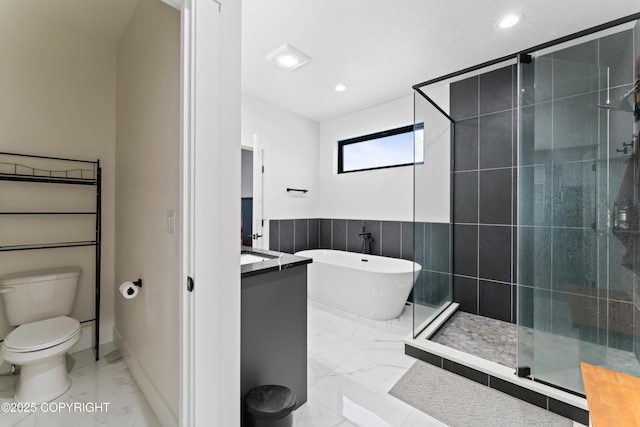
[166,210,176,234]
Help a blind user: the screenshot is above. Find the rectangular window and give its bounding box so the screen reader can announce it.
[337,124,424,174]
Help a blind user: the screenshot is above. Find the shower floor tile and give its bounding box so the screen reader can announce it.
[431,311,517,368]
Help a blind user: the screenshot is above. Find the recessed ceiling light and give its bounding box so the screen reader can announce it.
[334,83,347,92]
[498,14,521,29]
[265,44,311,71]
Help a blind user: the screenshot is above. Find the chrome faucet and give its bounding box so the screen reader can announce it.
[358,222,374,254]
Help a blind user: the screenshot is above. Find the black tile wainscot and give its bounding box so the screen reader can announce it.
[268,218,415,261]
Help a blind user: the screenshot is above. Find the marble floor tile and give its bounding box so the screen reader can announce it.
[293,399,353,426]
[0,345,160,427]
[301,301,445,426]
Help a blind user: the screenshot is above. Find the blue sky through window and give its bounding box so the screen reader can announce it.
[341,127,423,172]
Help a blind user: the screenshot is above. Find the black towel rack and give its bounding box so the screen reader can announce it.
[286,188,308,193]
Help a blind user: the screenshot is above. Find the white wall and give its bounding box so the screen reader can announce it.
[241,93,319,242]
[317,93,450,223]
[317,96,415,221]
[115,0,180,421]
[0,2,116,348]
[415,84,451,223]
[244,91,450,225]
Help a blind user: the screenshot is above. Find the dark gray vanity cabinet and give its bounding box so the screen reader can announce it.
[241,258,309,421]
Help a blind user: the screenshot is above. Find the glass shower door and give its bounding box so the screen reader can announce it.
[516,36,639,393]
[413,88,453,337]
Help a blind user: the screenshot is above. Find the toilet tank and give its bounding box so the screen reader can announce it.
[0,267,81,326]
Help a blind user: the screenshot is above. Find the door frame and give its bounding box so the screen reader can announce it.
[179,0,241,426]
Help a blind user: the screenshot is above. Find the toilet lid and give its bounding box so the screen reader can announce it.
[3,316,80,352]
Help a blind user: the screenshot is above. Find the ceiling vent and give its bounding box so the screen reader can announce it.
[266,44,311,71]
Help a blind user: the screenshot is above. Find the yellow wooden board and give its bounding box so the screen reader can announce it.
[581,362,640,427]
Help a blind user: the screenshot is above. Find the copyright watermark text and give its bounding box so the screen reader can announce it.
[1,401,110,413]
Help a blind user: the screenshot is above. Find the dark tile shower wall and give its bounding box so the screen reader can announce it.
[269,218,415,261]
[450,65,517,323]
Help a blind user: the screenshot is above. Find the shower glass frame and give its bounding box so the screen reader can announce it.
[412,87,455,337]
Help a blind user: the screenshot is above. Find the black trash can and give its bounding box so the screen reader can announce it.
[245,385,297,427]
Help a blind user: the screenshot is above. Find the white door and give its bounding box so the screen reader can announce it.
[180,0,241,426]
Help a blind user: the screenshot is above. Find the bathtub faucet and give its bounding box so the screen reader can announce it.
[358,224,374,254]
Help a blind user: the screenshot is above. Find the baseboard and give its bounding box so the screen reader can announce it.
[113,327,178,427]
[69,322,114,354]
[68,324,94,354]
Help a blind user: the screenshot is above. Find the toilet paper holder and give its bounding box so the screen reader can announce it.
[119,279,142,299]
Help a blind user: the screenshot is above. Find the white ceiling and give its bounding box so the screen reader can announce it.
[15,0,640,123]
[242,0,640,122]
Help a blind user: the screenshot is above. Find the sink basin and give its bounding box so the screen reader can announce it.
[241,253,270,265]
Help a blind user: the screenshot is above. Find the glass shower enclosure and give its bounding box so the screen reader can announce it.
[413,16,640,395]
[412,84,454,336]
[516,19,640,394]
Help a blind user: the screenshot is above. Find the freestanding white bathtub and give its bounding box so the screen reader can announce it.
[295,249,421,320]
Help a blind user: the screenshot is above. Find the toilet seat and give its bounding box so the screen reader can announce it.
[4,316,80,352]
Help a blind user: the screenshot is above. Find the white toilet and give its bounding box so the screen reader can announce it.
[0,268,82,403]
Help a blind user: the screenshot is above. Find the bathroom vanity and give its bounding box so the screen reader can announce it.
[240,247,311,418]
